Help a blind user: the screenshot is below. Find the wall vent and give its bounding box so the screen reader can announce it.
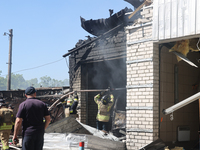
[177,126,190,142]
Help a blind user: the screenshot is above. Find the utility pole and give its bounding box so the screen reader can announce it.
[4,29,13,91]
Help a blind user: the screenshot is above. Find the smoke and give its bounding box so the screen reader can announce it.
[91,46,126,89]
[89,36,127,110]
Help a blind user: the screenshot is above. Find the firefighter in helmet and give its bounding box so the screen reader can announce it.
[94,90,114,134]
[0,99,14,150]
[64,91,79,117]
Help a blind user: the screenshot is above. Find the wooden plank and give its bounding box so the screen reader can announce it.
[128,0,147,19]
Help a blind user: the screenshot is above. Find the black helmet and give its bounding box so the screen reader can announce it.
[101,95,110,105]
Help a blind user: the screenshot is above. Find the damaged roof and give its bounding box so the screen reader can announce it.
[63,0,145,57]
[80,7,132,36]
[63,8,141,57]
[124,0,146,8]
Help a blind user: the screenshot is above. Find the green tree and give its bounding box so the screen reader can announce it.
[0,71,7,90]
[51,79,65,87]
[39,76,52,87]
[39,76,69,87]
[62,79,69,86]
[25,78,39,88]
[0,72,69,90]
[11,73,26,90]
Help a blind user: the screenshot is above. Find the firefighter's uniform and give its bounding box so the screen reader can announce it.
[64,94,79,118]
[94,93,114,132]
[0,107,14,150]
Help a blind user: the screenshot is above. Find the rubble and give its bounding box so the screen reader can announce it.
[45,116,125,150]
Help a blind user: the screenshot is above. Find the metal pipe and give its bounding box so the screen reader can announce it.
[48,91,74,111]
[163,92,200,115]
[48,88,126,111]
[76,89,108,92]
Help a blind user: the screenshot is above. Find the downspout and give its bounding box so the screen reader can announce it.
[86,71,88,124]
[158,44,163,139]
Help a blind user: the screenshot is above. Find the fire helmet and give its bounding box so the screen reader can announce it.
[101,95,110,105]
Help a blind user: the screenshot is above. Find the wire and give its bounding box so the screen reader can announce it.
[65,57,69,68]
[0,58,64,77]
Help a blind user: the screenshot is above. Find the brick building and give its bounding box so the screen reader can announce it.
[64,0,200,149]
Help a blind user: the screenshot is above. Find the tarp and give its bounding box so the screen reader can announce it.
[43,133,88,150]
[44,117,125,150]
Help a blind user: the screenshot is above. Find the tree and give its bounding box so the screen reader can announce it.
[0,71,7,90]
[11,73,26,90]
[0,71,69,90]
[26,78,39,88]
[62,79,69,86]
[39,76,69,87]
[40,76,52,87]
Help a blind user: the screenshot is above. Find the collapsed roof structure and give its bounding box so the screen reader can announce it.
[63,0,200,149]
[5,0,200,149]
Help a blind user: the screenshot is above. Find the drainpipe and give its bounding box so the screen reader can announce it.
[158,44,162,138]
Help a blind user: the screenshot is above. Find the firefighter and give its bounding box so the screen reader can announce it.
[65,91,79,117]
[0,99,14,150]
[8,104,15,135]
[94,91,114,135]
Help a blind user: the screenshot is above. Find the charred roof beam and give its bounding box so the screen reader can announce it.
[62,23,124,57]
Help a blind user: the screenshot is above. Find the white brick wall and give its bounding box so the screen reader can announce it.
[125,5,159,150]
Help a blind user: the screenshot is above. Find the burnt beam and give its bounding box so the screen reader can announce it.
[62,23,124,57]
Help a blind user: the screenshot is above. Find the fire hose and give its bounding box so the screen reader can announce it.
[48,88,126,111]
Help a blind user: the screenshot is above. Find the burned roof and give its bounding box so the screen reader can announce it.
[63,1,145,57]
[80,7,132,36]
[124,0,145,8]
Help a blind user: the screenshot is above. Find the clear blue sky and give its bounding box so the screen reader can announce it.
[0,0,133,81]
